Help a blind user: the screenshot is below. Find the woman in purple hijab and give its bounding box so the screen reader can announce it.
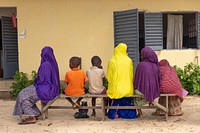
[13,46,60,124]
[134,46,160,104]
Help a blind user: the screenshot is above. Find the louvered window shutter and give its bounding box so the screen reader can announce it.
[114,9,139,67]
[197,12,200,49]
[144,12,163,50]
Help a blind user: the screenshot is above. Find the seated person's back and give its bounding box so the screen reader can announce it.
[87,56,106,94]
[64,56,87,96]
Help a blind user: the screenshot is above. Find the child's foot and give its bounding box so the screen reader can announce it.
[105,112,108,116]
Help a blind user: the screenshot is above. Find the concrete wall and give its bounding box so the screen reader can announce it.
[0,7,16,17]
[156,49,200,68]
[0,0,200,79]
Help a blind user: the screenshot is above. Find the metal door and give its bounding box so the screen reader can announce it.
[2,16,18,79]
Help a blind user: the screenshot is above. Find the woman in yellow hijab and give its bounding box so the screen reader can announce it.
[107,43,134,98]
[107,43,137,119]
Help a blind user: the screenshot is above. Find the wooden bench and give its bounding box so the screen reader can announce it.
[41,93,177,121]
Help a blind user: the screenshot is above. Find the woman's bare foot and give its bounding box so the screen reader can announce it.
[35,114,41,120]
[137,114,143,119]
[137,109,143,119]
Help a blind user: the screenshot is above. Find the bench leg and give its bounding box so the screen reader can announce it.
[153,96,168,121]
[40,95,60,120]
[19,116,23,123]
[41,102,48,120]
[165,96,169,121]
[101,97,105,121]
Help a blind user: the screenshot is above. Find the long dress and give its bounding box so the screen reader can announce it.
[13,85,40,117]
[134,47,160,102]
[13,46,60,117]
[107,43,137,119]
[155,96,182,116]
[155,59,183,116]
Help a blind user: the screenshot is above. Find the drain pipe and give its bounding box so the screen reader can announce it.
[195,56,199,65]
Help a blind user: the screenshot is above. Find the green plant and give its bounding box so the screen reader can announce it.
[60,81,66,93]
[174,63,200,95]
[11,71,37,98]
[103,78,108,89]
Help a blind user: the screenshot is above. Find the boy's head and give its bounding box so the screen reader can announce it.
[91,56,102,68]
[69,56,81,69]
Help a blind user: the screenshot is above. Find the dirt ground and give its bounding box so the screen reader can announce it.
[0,95,200,133]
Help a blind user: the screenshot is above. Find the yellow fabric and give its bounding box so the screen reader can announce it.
[106,43,134,99]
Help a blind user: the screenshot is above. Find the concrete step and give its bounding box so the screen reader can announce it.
[0,88,13,99]
[0,79,14,99]
[0,79,14,89]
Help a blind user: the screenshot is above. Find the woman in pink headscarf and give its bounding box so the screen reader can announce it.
[154,59,184,116]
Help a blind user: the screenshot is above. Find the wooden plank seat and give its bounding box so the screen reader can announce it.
[41,93,177,121]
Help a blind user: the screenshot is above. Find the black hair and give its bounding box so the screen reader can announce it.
[70,56,81,68]
[91,56,101,66]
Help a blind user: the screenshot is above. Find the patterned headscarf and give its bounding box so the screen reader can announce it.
[159,59,183,101]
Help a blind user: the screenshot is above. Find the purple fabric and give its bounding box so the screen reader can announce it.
[134,47,160,102]
[34,46,60,103]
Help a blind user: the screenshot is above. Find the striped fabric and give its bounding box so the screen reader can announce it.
[159,59,183,101]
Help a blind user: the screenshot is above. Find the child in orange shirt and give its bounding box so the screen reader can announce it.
[64,56,87,109]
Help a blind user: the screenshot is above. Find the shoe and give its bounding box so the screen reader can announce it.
[18,121,36,125]
[74,112,89,119]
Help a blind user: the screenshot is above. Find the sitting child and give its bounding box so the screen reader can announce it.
[64,56,87,109]
[86,56,107,117]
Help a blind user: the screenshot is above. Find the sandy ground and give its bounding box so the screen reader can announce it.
[0,96,200,133]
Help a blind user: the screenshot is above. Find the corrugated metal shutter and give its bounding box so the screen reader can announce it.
[145,12,163,50]
[197,12,200,49]
[114,9,139,67]
[2,16,18,79]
